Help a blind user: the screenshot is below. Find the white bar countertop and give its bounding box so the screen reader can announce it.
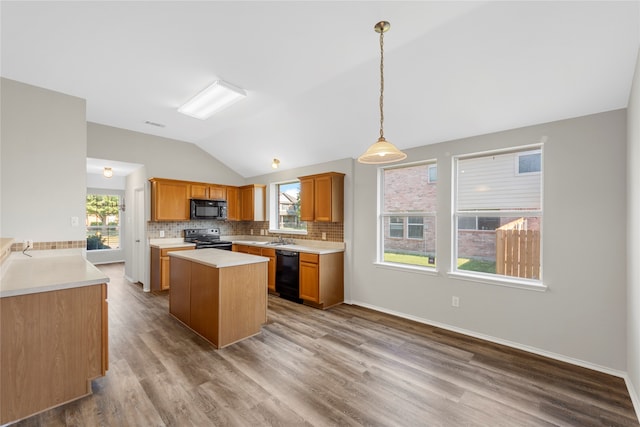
[149,238,196,249]
[169,248,269,269]
[0,250,109,298]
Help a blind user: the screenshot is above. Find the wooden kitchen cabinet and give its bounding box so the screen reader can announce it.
[150,178,191,221]
[190,183,226,200]
[233,244,276,292]
[299,251,344,309]
[151,245,194,291]
[299,172,344,222]
[226,186,241,221]
[240,184,266,221]
[0,284,108,425]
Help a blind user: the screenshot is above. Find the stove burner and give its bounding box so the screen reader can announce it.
[184,228,232,251]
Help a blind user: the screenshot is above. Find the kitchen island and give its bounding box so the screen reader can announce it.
[0,250,109,425]
[169,249,269,348]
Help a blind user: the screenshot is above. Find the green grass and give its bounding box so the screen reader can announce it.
[384,252,496,273]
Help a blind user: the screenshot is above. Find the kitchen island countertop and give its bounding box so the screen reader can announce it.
[169,248,268,269]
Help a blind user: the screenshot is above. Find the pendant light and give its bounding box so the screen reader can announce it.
[358,21,407,165]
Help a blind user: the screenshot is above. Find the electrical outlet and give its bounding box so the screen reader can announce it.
[250,229,254,235]
[451,296,460,308]
[322,232,327,240]
[159,230,165,238]
[24,240,33,250]
[260,229,265,236]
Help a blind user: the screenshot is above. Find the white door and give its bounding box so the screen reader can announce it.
[133,187,147,290]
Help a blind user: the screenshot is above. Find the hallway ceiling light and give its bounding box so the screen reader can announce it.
[103,167,113,178]
[178,80,247,120]
[272,158,280,169]
[358,21,407,165]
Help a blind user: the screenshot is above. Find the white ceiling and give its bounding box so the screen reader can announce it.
[2,1,639,178]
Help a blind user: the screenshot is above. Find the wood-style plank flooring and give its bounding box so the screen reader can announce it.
[13,263,638,426]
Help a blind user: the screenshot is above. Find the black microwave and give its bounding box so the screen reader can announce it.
[190,199,227,220]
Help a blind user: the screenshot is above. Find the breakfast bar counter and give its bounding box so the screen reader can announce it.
[168,249,268,348]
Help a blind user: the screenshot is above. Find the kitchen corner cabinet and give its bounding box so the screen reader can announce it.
[0,284,108,425]
[151,246,194,291]
[190,183,226,201]
[299,251,344,309]
[240,184,266,221]
[233,244,276,292]
[299,172,345,222]
[150,178,190,221]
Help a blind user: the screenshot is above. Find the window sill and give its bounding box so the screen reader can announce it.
[447,271,547,292]
[374,261,439,276]
[268,229,308,236]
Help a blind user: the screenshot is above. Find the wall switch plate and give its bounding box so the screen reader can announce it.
[260,230,265,236]
[71,216,79,227]
[159,230,165,237]
[452,296,460,308]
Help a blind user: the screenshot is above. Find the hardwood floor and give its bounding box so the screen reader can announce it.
[13,263,638,426]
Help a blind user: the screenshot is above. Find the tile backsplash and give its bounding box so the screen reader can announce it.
[147,220,344,242]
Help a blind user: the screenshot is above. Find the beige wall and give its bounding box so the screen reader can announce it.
[627,47,640,414]
[351,110,628,373]
[1,78,87,243]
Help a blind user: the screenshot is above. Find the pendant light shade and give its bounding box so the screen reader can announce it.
[358,21,407,165]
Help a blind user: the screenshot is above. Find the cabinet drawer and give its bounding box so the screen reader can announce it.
[299,252,319,264]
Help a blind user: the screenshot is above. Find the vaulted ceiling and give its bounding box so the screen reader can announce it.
[2,1,638,177]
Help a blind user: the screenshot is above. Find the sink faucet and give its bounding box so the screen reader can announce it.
[274,235,285,244]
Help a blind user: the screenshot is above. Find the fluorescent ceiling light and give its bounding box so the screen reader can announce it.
[178,80,247,120]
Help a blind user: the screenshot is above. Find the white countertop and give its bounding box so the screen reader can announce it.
[232,240,345,255]
[149,238,196,249]
[0,252,109,298]
[169,248,269,268]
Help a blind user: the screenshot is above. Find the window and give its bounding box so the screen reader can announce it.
[517,150,541,174]
[454,146,542,282]
[86,194,121,250]
[274,181,306,232]
[380,162,437,269]
[389,217,404,238]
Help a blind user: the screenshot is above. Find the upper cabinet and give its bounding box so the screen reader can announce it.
[150,178,190,221]
[299,172,345,222]
[226,186,241,221]
[240,184,266,221]
[190,183,226,200]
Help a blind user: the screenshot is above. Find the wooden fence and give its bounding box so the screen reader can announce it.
[495,219,540,279]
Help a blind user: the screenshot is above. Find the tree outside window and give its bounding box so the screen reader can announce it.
[86,194,121,250]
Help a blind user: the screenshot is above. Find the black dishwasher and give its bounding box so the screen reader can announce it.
[275,250,302,303]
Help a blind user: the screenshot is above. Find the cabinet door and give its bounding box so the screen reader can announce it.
[299,259,319,303]
[151,180,190,221]
[240,186,254,221]
[226,187,240,221]
[209,185,226,200]
[299,178,314,221]
[189,262,219,344]
[262,248,276,292]
[314,175,333,222]
[190,184,209,199]
[160,257,171,290]
[246,246,262,256]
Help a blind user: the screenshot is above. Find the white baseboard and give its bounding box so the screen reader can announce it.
[623,374,640,422]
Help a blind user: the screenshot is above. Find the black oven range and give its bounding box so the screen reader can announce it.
[184,228,232,250]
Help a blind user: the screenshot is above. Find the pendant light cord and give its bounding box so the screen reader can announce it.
[379,29,385,140]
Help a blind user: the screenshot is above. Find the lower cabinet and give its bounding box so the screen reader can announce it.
[151,246,194,291]
[299,251,344,309]
[0,284,108,425]
[233,244,276,293]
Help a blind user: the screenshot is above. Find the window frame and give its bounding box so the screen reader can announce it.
[378,160,438,273]
[516,149,542,176]
[451,145,544,289]
[268,180,307,235]
[86,190,123,251]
